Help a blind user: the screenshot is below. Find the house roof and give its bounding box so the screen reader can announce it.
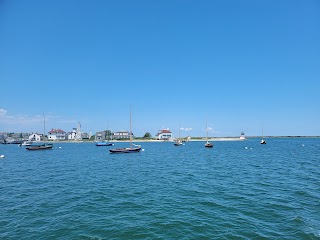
[156,129,172,136]
[160,129,171,133]
[49,128,65,134]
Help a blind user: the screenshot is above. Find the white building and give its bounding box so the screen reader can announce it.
[155,129,173,140]
[48,128,66,141]
[29,133,42,142]
[113,131,131,139]
[74,122,82,141]
[68,128,77,140]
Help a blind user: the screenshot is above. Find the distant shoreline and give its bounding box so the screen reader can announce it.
[43,136,320,144]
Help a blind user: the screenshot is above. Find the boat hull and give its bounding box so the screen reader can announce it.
[109,147,141,154]
[96,142,113,146]
[26,144,53,150]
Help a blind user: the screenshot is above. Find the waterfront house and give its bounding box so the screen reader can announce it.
[81,132,90,139]
[155,129,173,140]
[67,128,77,140]
[28,133,42,142]
[48,128,66,141]
[113,131,132,140]
[0,133,6,140]
[95,131,106,141]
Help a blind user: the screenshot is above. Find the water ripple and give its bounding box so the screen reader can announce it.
[1,139,320,239]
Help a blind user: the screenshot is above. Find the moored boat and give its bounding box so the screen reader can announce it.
[26,144,53,150]
[240,131,246,140]
[109,146,141,153]
[20,141,33,146]
[26,114,53,151]
[204,121,213,148]
[174,140,183,146]
[260,122,266,144]
[96,141,113,146]
[260,139,266,144]
[174,123,183,146]
[109,106,142,154]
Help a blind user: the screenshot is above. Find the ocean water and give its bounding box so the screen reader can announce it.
[1,138,320,239]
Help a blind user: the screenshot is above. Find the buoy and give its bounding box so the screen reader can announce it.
[59,147,62,149]
[0,155,5,158]
[142,149,145,151]
[245,147,248,149]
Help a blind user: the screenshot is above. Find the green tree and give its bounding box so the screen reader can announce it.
[143,132,152,139]
[104,130,112,140]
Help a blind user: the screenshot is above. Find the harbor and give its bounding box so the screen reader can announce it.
[1,138,319,239]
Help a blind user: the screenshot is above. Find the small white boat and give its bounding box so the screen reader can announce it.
[20,141,33,146]
[261,139,266,144]
[174,140,183,146]
[205,141,213,148]
[240,131,246,140]
[204,121,213,148]
[260,122,266,144]
[174,123,183,146]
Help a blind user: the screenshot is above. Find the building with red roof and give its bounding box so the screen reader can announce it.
[48,128,66,141]
[155,129,173,140]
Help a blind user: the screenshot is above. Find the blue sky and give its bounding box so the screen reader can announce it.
[1,0,319,137]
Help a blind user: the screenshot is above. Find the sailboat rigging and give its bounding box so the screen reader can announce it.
[26,114,53,150]
[205,121,213,148]
[96,123,113,146]
[260,121,266,144]
[174,122,182,146]
[109,107,141,153]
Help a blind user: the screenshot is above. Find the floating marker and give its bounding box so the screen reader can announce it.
[245,147,248,149]
[0,155,5,158]
[59,147,62,149]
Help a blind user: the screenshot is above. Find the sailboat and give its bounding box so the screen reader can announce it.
[109,107,141,153]
[260,122,266,144]
[174,123,183,146]
[205,121,213,148]
[26,114,53,150]
[96,141,113,146]
[96,125,113,146]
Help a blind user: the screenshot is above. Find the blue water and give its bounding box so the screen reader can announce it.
[1,138,320,239]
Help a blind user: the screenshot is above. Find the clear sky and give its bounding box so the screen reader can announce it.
[1,0,319,137]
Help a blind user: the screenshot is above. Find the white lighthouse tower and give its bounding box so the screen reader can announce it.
[75,122,82,141]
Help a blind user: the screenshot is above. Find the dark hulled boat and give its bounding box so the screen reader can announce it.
[26,144,53,150]
[109,106,142,154]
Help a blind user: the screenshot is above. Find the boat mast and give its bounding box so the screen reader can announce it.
[206,121,208,140]
[43,113,46,144]
[130,106,132,149]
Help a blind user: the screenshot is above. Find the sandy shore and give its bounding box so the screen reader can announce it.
[46,137,244,143]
